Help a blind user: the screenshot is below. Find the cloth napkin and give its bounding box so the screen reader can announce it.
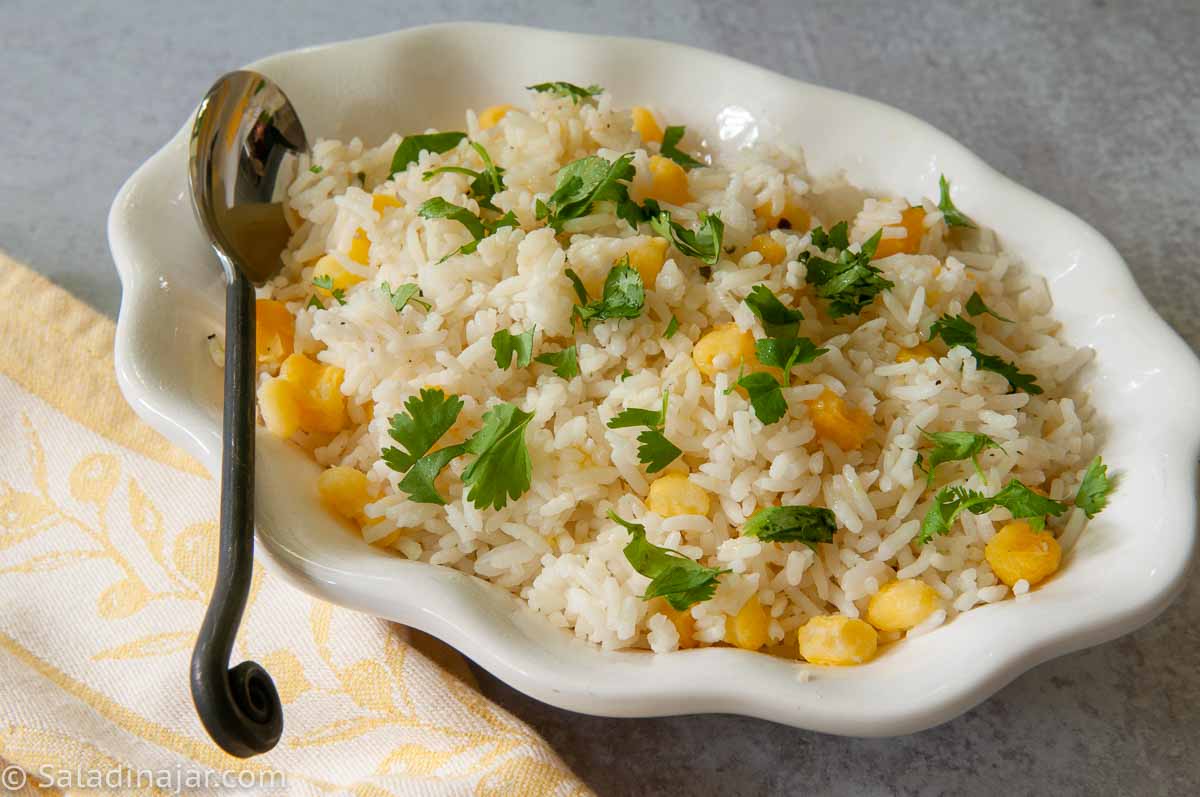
[0,253,590,796]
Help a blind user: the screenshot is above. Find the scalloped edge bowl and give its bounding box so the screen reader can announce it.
[108,22,1200,736]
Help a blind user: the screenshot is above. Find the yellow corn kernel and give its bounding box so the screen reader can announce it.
[749,233,788,266]
[254,299,294,366]
[372,194,403,215]
[728,596,770,651]
[646,473,710,518]
[348,227,371,265]
[895,343,934,363]
[662,605,696,649]
[866,579,941,632]
[872,206,927,259]
[755,199,810,232]
[806,388,873,450]
[627,237,669,286]
[317,465,371,521]
[692,323,756,379]
[631,106,664,144]
[985,520,1062,588]
[478,103,512,130]
[312,253,365,295]
[279,353,347,434]
[797,615,878,666]
[257,377,301,439]
[646,155,691,206]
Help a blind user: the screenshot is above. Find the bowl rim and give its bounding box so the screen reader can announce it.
[108,21,1200,736]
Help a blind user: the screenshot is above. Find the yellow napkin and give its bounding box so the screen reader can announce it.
[0,253,590,796]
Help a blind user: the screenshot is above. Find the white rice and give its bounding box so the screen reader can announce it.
[256,89,1099,657]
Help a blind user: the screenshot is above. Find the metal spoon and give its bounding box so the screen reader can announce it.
[187,70,307,757]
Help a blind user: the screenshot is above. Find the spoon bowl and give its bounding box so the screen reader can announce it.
[187,70,307,758]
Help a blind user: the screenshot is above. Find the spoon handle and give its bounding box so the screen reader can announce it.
[190,268,283,757]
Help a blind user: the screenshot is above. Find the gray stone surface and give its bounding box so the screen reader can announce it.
[2,0,1197,794]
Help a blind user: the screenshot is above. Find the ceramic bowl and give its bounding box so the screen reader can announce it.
[109,22,1200,736]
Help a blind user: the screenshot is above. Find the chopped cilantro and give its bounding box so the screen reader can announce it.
[389,132,468,177]
[492,326,536,369]
[918,479,1069,543]
[527,81,604,103]
[460,403,535,510]
[538,154,638,231]
[606,391,681,473]
[308,164,323,174]
[744,285,804,337]
[736,371,789,424]
[920,428,1003,485]
[742,505,837,548]
[312,274,346,305]
[754,336,827,385]
[620,369,632,381]
[382,389,465,474]
[306,295,324,310]
[927,314,1043,394]
[612,511,727,610]
[381,281,430,313]
[417,197,518,262]
[801,222,894,317]
[422,141,507,210]
[659,125,704,170]
[965,291,1012,322]
[664,316,680,339]
[569,257,645,327]
[937,174,976,229]
[1074,456,1114,518]
[648,210,724,265]
[534,345,579,379]
[382,389,533,509]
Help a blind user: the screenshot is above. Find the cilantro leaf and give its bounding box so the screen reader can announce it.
[965,291,1012,322]
[927,314,1043,394]
[398,444,467,505]
[649,210,724,265]
[418,197,487,240]
[736,371,789,424]
[637,429,683,473]
[381,281,430,313]
[613,511,727,610]
[620,369,632,381]
[460,403,535,510]
[920,428,1003,485]
[742,506,837,547]
[801,224,893,317]
[382,389,465,473]
[572,257,645,327]
[540,154,636,231]
[306,295,324,310]
[937,174,976,229]
[422,141,507,211]
[990,481,1069,531]
[534,345,579,379]
[312,274,346,305]
[389,132,467,177]
[659,125,704,170]
[527,81,604,103]
[664,316,680,339]
[744,285,804,338]
[308,165,323,174]
[754,336,827,384]
[928,313,979,348]
[1074,456,1114,518]
[606,392,681,471]
[918,479,1069,543]
[492,326,537,369]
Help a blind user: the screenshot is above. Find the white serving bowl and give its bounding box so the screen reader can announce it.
[108,22,1200,736]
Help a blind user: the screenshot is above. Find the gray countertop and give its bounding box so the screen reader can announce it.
[3,1,1197,794]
